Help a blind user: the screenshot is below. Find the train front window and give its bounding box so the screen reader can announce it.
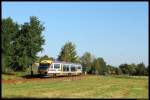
[38,65,49,70]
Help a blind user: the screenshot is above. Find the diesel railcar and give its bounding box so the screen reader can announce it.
[38,60,82,77]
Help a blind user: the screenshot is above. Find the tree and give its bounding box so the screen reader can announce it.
[76,56,82,64]
[2,17,20,72]
[80,52,94,73]
[2,16,45,71]
[39,55,54,62]
[106,65,116,75]
[58,41,78,63]
[12,16,45,71]
[115,67,122,75]
[92,57,107,75]
[119,64,129,75]
[128,63,137,75]
[145,65,149,76]
[136,62,146,76]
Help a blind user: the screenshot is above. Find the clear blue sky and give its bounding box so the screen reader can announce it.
[2,2,148,67]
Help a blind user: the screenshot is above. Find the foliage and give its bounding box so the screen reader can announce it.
[2,17,20,72]
[58,41,78,63]
[119,64,129,75]
[119,63,147,76]
[39,55,54,62]
[145,65,149,75]
[91,57,107,75]
[80,52,94,73]
[2,16,45,72]
[115,67,122,75]
[128,64,137,75]
[107,65,116,75]
[136,62,146,76]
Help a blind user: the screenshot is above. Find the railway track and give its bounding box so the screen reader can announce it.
[2,74,91,84]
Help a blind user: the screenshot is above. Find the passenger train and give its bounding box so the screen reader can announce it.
[38,60,82,77]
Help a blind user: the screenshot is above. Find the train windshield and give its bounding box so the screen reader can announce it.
[38,63,50,70]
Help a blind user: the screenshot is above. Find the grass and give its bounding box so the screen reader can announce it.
[2,71,29,80]
[2,74,148,99]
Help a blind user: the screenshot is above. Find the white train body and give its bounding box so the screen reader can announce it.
[38,60,82,76]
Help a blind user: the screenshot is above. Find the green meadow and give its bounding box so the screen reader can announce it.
[2,74,148,99]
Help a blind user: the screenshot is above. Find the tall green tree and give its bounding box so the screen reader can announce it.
[58,42,78,63]
[136,62,146,76]
[92,57,107,75]
[2,16,45,71]
[80,52,94,73]
[2,17,20,72]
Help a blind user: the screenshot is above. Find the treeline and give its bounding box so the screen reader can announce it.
[107,63,148,76]
[2,16,148,76]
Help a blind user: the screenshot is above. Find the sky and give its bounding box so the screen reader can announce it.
[2,2,148,67]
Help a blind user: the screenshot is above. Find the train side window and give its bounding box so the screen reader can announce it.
[71,65,76,71]
[54,63,60,69]
[78,65,81,69]
[63,64,69,71]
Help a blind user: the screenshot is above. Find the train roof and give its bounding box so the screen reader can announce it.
[40,59,81,65]
[52,61,81,65]
[40,60,53,64]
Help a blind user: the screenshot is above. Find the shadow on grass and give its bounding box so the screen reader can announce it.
[2,72,16,75]
[21,74,51,79]
[21,73,84,79]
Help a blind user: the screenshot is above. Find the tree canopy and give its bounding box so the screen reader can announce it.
[2,16,45,71]
[58,41,78,63]
[80,52,94,72]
